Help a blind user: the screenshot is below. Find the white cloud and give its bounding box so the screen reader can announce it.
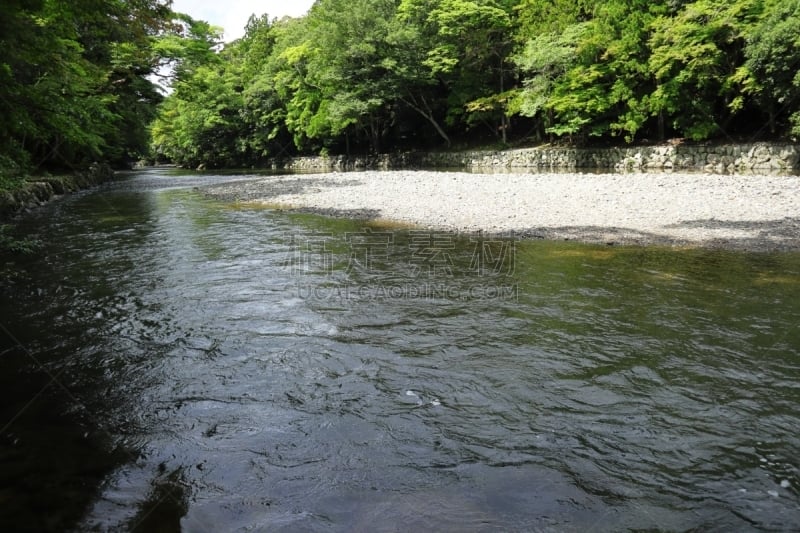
[170,0,315,42]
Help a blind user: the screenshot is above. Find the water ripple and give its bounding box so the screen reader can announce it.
[1,169,798,531]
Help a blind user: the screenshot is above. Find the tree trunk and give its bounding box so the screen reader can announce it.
[769,107,776,135]
[370,115,381,154]
[400,95,451,148]
[499,58,507,145]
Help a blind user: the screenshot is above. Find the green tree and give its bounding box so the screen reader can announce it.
[144,0,800,166]
[514,23,589,138]
[0,0,176,175]
[149,17,251,168]
[513,0,591,36]
[519,1,669,142]
[150,62,244,168]
[1,1,115,170]
[152,12,223,83]
[383,12,453,147]
[267,16,331,152]
[298,0,400,153]
[96,0,175,165]
[647,0,762,140]
[739,0,800,136]
[399,0,517,143]
[236,15,294,160]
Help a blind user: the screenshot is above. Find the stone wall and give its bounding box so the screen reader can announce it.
[0,163,115,219]
[271,142,800,174]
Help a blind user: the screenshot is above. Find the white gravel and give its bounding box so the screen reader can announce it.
[204,171,800,250]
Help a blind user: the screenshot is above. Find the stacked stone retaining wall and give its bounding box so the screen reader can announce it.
[0,163,115,219]
[272,143,800,174]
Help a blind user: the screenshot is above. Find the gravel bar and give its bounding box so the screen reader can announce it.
[202,171,800,251]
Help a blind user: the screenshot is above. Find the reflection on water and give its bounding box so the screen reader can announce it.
[1,169,799,531]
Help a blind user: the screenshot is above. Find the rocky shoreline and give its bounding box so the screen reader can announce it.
[0,163,116,220]
[268,142,800,174]
[203,170,800,252]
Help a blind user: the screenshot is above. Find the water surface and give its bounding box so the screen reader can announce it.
[1,169,799,531]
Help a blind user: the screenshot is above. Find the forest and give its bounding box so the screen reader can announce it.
[2,0,800,175]
[1,0,167,181]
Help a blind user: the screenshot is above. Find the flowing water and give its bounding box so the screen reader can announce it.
[1,169,799,532]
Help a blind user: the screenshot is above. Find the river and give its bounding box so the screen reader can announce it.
[1,169,799,531]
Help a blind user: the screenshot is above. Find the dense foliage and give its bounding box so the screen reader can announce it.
[0,0,215,181]
[150,0,800,168]
[2,1,799,174]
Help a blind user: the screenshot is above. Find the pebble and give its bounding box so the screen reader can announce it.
[204,171,800,251]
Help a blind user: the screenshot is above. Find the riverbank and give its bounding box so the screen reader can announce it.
[204,170,800,252]
[267,142,800,174]
[0,163,116,220]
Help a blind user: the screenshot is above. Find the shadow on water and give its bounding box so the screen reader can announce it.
[0,349,132,532]
[0,188,165,531]
[125,468,188,533]
[0,168,799,531]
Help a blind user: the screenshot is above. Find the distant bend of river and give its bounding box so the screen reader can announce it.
[0,168,798,532]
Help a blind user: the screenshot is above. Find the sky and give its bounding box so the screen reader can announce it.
[170,0,316,42]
